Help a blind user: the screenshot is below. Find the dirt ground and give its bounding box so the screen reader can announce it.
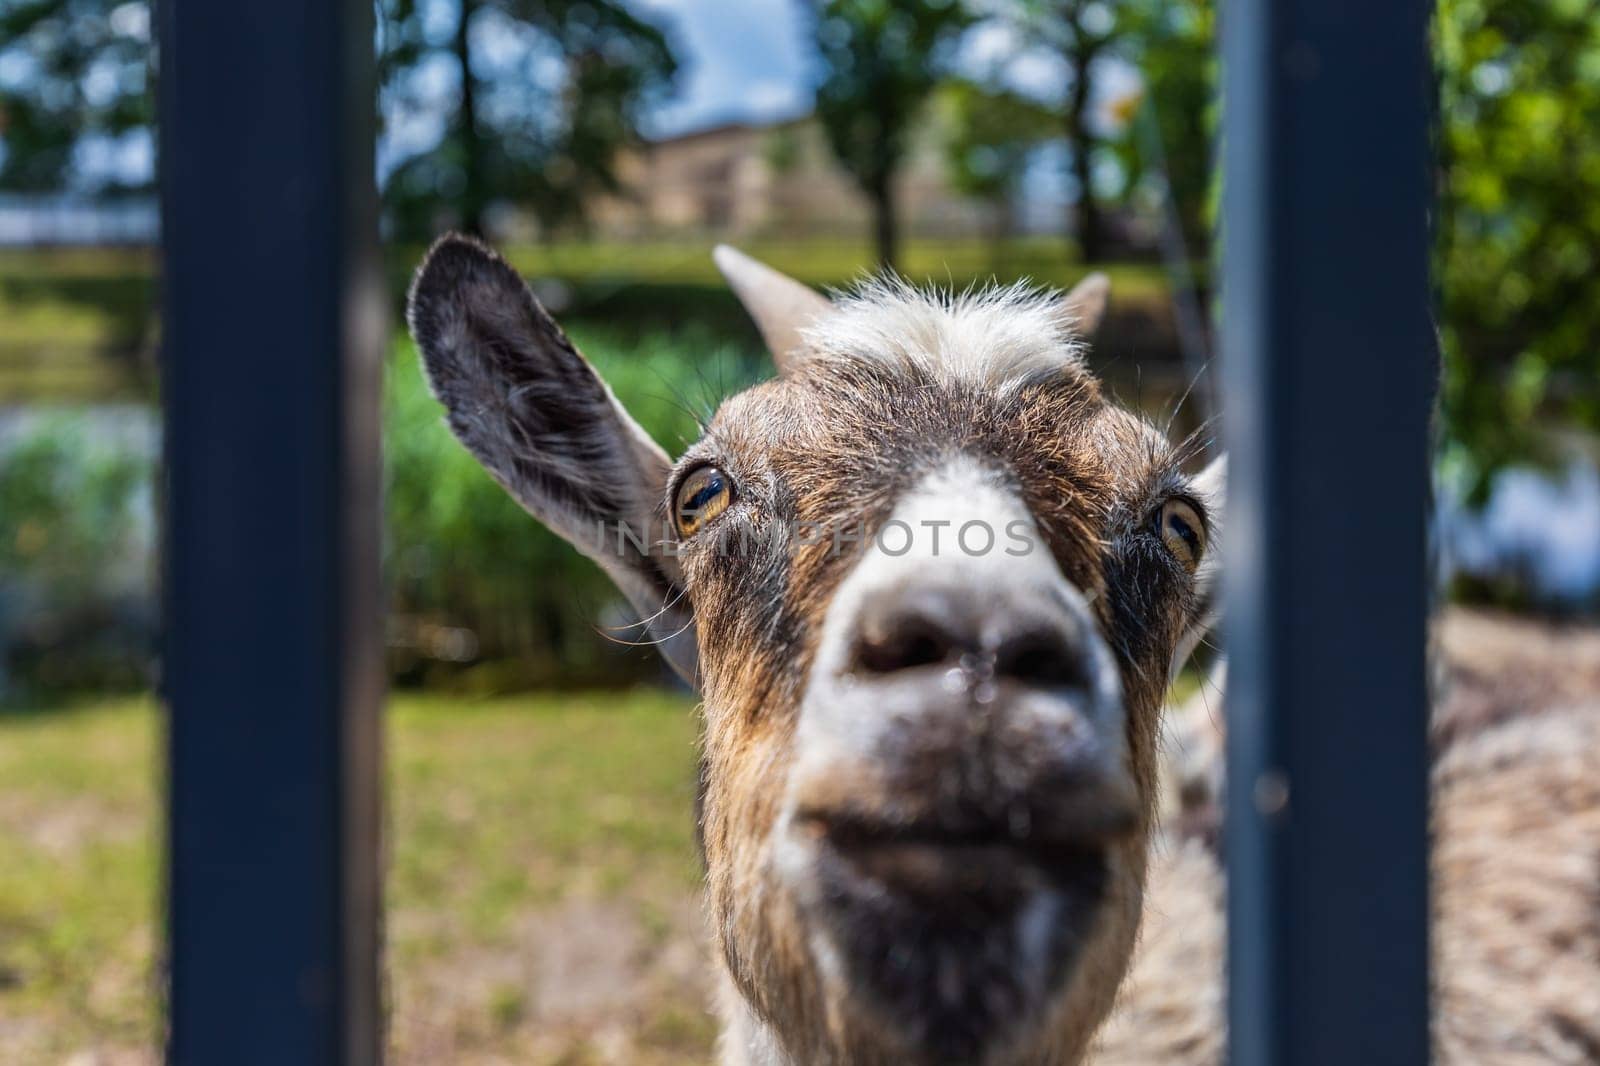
[1430,608,1600,747]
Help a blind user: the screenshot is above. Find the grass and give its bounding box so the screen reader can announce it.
[0,701,159,1060]
[0,237,1170,294]
[482,236,1177,297]
[0,246,157,402]
[0,690,715,1065]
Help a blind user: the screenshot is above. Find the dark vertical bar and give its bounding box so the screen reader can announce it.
[1221,3,1433,1065]
[159,1,384,1063]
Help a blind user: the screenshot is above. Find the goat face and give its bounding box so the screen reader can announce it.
[407,236,1222,1066]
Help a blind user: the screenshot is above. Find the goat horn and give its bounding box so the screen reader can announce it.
[1061,271,1112,335]
[713,245,831,374]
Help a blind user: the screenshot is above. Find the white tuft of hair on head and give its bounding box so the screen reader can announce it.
[799,274,1089,389]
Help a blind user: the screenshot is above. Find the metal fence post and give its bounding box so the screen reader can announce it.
[159,1,384,1063]
[1221,2,1434,1064]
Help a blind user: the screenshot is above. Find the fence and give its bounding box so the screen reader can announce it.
[1220,2,1433,1063]
[159,0,1434,1062]
[160,2,382,1063]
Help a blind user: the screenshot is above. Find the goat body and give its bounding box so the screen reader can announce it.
[1101,611,1600,1064]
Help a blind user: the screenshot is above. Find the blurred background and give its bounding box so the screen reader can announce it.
[0,0,1597,1062]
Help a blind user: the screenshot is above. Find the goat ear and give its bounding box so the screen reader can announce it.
[713,245,832,375]
[1061,271,1111,336]
[1170,453,1226,681]
[407,234,696,682]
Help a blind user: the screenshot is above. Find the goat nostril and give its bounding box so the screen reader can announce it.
[996,630,1086,688]
[853,620,953,675]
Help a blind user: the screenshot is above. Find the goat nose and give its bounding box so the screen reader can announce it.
[848,582,1090,689]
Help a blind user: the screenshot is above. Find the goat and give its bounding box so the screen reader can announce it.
[407,237,1599,1064]
[407,235,1214,1064]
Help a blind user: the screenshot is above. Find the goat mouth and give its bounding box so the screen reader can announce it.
[795,811,1111,905]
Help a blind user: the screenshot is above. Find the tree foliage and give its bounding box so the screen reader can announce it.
[997,0,1123,261]
[807,0,971,269]
[0,417,146,601]
[0,0,152,194]
[1435,0,1600,498]
[936,79,1055,240]
[378,0,677,241]
[1110,0,1216,254]
[973,0,1212,262]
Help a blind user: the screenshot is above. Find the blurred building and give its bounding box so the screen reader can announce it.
[591,114,996,240]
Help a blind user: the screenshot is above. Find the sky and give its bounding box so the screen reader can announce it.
[629,0,814,137]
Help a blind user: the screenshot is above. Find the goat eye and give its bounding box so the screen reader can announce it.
[674,465,735,538]
[1155,498,1205,571]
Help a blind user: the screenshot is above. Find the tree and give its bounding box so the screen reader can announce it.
[807,0,972,270]
[936,79,1055,254]
[1435,0,1600,501]
[0,0,153,194]
[1111,0,1216,255]
[999,0,1123,262]
[378,0,678,241]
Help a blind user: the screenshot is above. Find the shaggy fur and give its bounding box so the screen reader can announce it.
[801,276,1090,389]
[1099,618,1600,1063]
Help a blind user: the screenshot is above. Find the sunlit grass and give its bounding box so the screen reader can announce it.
[0,237,1173,293]
[491,235,1177,298]
[0,699,160,1059]
[0,248,155,277]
